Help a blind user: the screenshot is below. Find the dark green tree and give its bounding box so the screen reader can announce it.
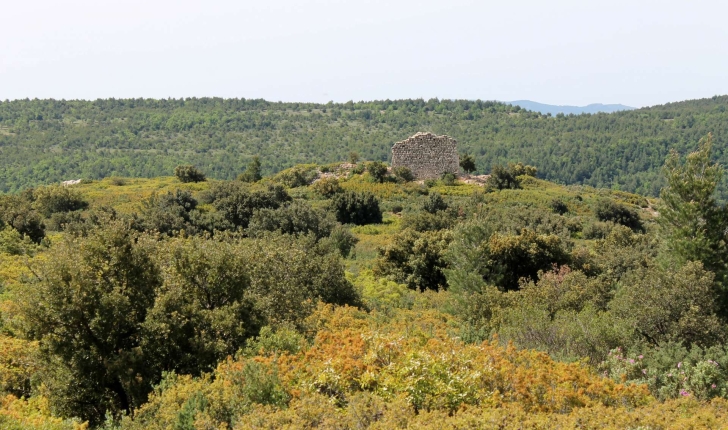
[422,192,448,214]
[17,221,162,425]
[174,165,206,183]
[374,228,452,291]
[550,198,569,215]
[611,262,724,347]
[0,196,45,243]
[460,154,476,174]
[213,184,291,229]
[330,191,382,225]
[135,190,199,236]
[366,161,388,183]
[247,201,335,240]
[658,134,728,310]
[487,165,519,190]
[31,185,89,217]
[348,151,360,164]
[594,199,644,232]
[311,177,343,198]
[142,237,260,376]
[392,166,414,182]
[238,156,263,183]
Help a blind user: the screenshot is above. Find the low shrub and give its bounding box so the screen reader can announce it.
[174,165,206,183]
[330,191,382,225]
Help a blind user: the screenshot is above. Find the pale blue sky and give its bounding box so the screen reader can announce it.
[1,0,726,107]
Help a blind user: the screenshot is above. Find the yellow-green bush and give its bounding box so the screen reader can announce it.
[121,304,659,429]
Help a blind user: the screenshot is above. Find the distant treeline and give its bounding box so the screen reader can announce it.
[1,96,727,195]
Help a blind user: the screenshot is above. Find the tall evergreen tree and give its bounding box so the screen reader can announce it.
[238,156,262,183]
[658,133,728,312]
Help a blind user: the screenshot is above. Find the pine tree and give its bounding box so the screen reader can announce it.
[238,156,262,183]
[659,133,728,312]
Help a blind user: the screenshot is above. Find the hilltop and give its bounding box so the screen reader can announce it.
[1,95,727,197]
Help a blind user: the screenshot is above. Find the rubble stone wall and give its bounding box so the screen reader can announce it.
[391,132,459,179]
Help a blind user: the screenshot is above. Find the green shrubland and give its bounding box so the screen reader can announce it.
[2,135,728,427]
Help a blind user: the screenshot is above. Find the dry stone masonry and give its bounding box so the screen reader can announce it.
[391,132,459,179]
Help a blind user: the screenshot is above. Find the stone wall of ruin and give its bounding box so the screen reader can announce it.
[391,132,459,179]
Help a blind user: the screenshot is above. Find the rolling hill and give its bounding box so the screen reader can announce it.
[1,95,727,196]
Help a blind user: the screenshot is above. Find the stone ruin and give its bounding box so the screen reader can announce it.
[391,132,459,179]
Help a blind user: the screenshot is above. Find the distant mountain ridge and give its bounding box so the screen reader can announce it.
[507,100,635,115]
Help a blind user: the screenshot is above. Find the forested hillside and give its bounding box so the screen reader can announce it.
[1,96,727,195]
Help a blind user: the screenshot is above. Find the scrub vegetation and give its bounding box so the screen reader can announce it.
[2,134,728,428]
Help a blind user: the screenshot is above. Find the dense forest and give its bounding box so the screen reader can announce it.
[3,136,728,427]
[1,96,728,196]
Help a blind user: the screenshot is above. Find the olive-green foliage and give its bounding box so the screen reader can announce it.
[142,236,260,377]
[0,226,28,255]
[446,206,575,316]
[109,176,127,186]
[422,192,448,214]
[400,210,457,232]
[510,162,538,177]
[486,164,520,190]
[591,225,657,282]
[135,190,199,236]
[611,262,724,348]
[174,165,206,183]
[242,325,306,357]
[0,196,45,243]
[237,156,262,183]
[366,161,388,183]
[518,266,613,316]
[459,154,476,174]
[247,200,335,240]
[440,172,457,186]
[45,210,84,232]
[473,205,573,239]
[310,177,342,198]
[348,151,359,165]
[330,191,382,225]
[30,185,88,218]
[499,303,628,364]
[582,220,617,239]
[239,234,361,324]
[212,183,291,229]
[392,166,414,182]
[12,211,361,425]
[17,220,162,425]
[486,162,538,190]
[447,217,571,293]
[323,224,359,258]
[485,229,571,291]
[594,198,644,232]
[273,165,318,188]
[374,228,452,291]
[237,360,290,407]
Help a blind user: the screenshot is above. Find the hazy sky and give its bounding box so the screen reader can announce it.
[1,0,727,107]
